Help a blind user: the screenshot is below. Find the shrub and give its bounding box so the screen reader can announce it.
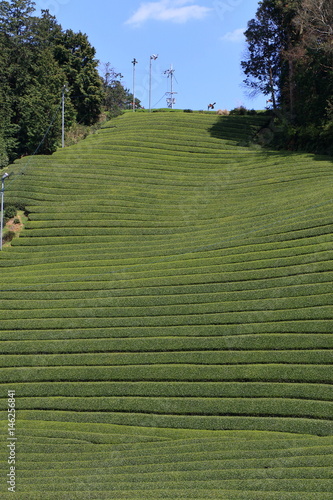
[230,106,247,115]
[269,114,333,155]
[2,230,15,243]
[217,109,230,116]
[4,205,16,221]
[183,109,193,113]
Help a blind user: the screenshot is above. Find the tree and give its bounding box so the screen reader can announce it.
[282,0,333,124]
[242,3,281,108]
[100,63,142,116]
[0,0,35,159]
[242,0,332,152]
[100,63,126,116]
[18,45,64,155]
[0,2,103,159]
[54,30,103,125]
[241,0,300,110]
[0,0,35,38]
[30,8,62,48]
[294,0,333,55]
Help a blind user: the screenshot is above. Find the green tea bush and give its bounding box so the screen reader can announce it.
[0,364,332,384]
[4,204,16,222]
[14,396,333,420]
[1,112,333,497]
[3,380,332,401]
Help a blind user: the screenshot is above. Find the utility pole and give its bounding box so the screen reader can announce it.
[164,65,177,109]
[62,85,67,148]
[149,54,158,112]
[1,172,9,251]
[132,58,138,112]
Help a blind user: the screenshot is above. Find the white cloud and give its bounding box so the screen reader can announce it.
[220,28,245,42]
[126,0,212,26]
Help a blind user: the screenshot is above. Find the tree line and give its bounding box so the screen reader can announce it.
[0,0,138,167]
[242,0,332,153]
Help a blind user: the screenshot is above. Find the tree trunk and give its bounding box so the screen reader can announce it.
[269,66,277,109]
[289,58,295,119]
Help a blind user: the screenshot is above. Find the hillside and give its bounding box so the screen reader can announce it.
[1,111,333,498]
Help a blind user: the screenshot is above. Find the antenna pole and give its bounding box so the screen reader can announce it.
[149,54,158,112]
[62,85,65,148]
[62,85,68,148]
[132,58,138,112]
[164,65,177,109]
[170,64,174,109]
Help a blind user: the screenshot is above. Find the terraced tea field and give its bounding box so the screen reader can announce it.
[1,111,333,498]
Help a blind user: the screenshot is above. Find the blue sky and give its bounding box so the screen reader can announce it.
[34,0,266,111]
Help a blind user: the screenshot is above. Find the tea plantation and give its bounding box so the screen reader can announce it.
[1,111,333,498]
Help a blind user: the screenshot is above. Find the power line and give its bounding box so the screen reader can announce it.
[5,99,63,191]
[4,91,103,188]
[153,93,168,109]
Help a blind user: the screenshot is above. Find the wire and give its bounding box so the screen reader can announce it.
[153,93,167,109]
[32,101,63,156]
[5,99,62,191]
[4,92,102,189]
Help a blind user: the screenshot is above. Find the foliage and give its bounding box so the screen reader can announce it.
[54,29,103,126]
[0,1,104,161]
[293,0,333,55]
[0,134,9,168]
[242,0,333,153]
[100,62,142,118]
[284,0,333,125]
[241,0,295,107]
[4,204,16,221]
[230,106,248,115]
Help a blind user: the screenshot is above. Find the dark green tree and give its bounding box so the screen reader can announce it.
[0,0,35,160]
[283,0,333,124]
[0,2,104,158]
[101,63,126,117]
[0,32,11,165]
[54,29,103,125]
[18,45,65,155]
[100,63,142,116]
[0,0,35,38]
[242,0,333,152]
[241,0,300,110]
